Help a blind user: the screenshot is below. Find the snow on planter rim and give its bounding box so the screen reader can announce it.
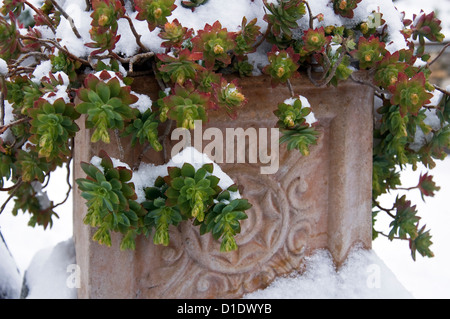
[32,0,410,62]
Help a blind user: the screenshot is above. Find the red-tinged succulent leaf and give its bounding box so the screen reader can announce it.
[159,19,194,49]
[412,11,445,43]
[263,45,300,87]
[91,0,125,33]
[191,21,237,69]
[212,78,247,118]
[351,36,386,69]
[135,0,177,32]
[388,72,433,117]
[302,27,331,53]
[417,173,440,200]
[234,17,261,55]
[162,81,210,129]
[263,0,306,39]
[157,49,205,86]
[333,0,362,19]
[0,0,25,16]
[374,51,408,88]
[0,13,21,61]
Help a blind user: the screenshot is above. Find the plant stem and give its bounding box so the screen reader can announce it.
[286,79,295,98]
[49,0,82,39]
[302,0,314,29]
[427,42,450,68]
[123,15,149,52]
[0,117,31,134]
[24,0,56,34]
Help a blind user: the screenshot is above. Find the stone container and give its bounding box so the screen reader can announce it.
[73,73,374,298]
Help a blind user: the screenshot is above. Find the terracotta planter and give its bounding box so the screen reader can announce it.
[73,73,374,299]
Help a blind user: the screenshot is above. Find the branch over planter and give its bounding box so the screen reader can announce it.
[0,0,448,260]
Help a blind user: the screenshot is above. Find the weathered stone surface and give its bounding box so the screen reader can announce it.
[73,74,374,299]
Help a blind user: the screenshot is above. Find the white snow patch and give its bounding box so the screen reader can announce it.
[0,58,7,76]
[32,60,53,84]
[0,233,21,299]
[245,247,413,299]
[23,238,77,299]
[131,147,240,204]
[131,92,153,113]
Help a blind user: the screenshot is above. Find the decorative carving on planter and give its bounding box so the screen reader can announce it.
[73,74,373,299]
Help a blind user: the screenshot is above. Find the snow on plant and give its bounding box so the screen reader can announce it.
[0,0,448,260]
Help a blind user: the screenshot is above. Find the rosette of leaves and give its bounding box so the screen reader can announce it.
[86,26,121,55]
[76,151,144,249]
[158,19,193,49]
[15,148,52,183]
[0,13,21,61]
[157,49,204,86]
[194,69,221,93]
[123,109,162,151]
[76,71,138,143]
[388,72,433,117]
[374,51,408,88]
[6,75,42,115]
[332,0,362,19]
[180,0,209,9]
[275,97,319,156]
[90,0,124,32]
[275,98,308,128]
[302,27,331,54]
[200,189,251,252]
[213,78,247,118]
[191,21,236,69]
[165,163,220,222]
[142,178,183,246]
[263,46,300,87]
[263,0,306,40]
[234,17,261,56]
[161,81,210,129]
[352,36,386,70]
[28,98,80,162]
[411,11,445,44]
[135,0,177,32]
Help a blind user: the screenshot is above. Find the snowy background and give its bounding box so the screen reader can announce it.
[1,0,450,299]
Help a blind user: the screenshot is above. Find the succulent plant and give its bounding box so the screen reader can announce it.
[123,109,162,151]
[135,0,177,32]
[332,0,362,19]
[157,49,204,86]
[158,19,193,49]
[164,163,220,222]
[374,51,408,88]
[76,71,138,143]
[234,17,261,56]
[200,190,251,252]
[191,21,236,69]
[388,72,433,117]
[0,13,21,61]
[213,78,247,118]
[76,150,141,248]
[302,27,331,54]
[352,35,386,70]
[161,81,210,129]
[263,45,300,87]
[263,0,306,40]
[28,98,80,161]
[274,97,311,128]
